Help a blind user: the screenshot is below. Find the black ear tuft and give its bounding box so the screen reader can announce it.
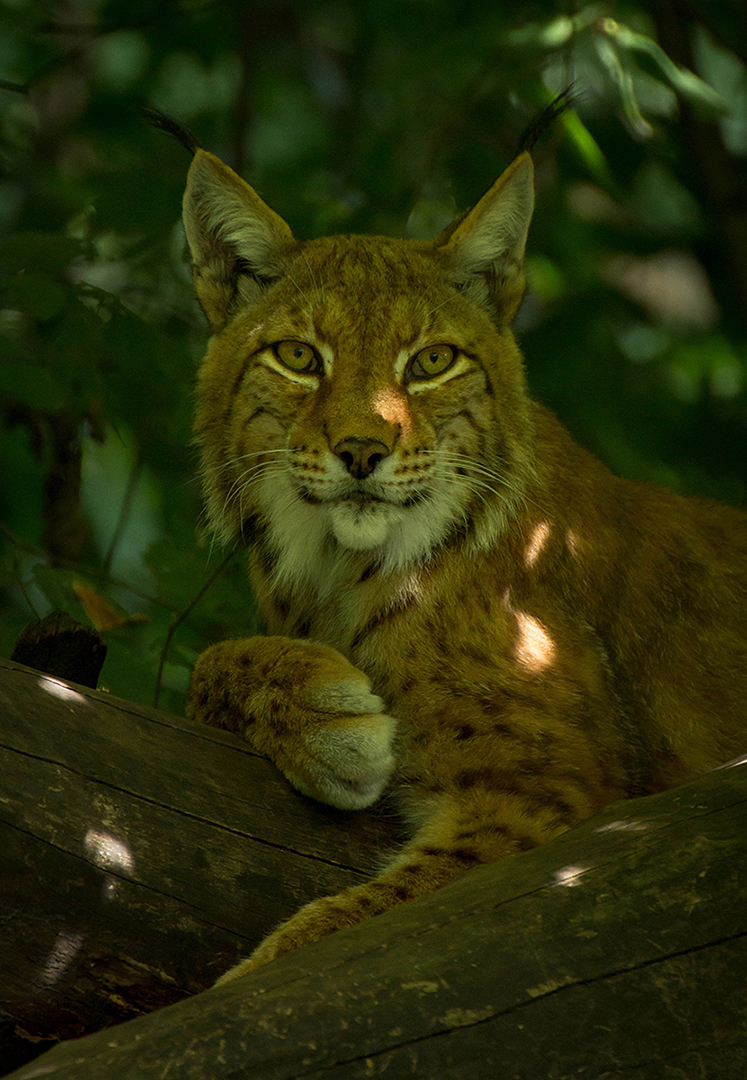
[518,86,578,155]
[141,105,200,156]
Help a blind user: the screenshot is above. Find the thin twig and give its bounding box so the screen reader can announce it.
[153,546,238,709]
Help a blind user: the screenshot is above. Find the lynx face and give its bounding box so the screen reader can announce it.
[188,153,536,588]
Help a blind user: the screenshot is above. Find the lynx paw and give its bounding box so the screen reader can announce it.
[267,646,397,809]
[284,709,397,810]
[188,636,397,810]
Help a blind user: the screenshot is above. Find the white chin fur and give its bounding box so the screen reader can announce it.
[258,471,471,591]
[329,500,402,550]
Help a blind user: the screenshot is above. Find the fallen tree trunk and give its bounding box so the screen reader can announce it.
[0,658,400,1073]
[2,658,747,1078]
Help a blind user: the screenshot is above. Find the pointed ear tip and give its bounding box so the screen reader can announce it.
[514,151,534,176]
[185,148,208,185]
[188,147,216,171]
[187,147,234,184]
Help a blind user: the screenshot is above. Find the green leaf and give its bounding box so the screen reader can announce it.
[604,19,727,117]
[594,36,655,139]
[562,112,615,189]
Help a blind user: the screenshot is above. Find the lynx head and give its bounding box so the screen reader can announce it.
[184,149,537,585]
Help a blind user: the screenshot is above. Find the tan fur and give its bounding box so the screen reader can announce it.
[183,147,747,981]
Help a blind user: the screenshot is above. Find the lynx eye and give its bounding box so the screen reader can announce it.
[406,344,457,382]
[274,340,321,374]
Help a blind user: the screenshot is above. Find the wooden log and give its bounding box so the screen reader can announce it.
[2,655,747,1078]
[0,658,400,1073]
[7,748,747,1079]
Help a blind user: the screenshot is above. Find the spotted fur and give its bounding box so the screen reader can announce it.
[184,147,747,980]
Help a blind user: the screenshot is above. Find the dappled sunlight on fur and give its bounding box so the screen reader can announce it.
[513,610,557,673]
[525,520,551,567]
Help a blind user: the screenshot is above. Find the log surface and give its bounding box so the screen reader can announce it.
[2,658,747,1078]
[0,658,399,1072]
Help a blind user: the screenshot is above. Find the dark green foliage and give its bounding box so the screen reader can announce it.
[1,0,746,712]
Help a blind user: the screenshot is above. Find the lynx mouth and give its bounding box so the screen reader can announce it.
[298,490,385,507]
[335,491,425,511]
[297,484,426,513]
[298,481,386,504]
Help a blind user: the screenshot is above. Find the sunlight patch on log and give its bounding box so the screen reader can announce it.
[551,864,588,888]
[595,818,651,833]
[717,752,747,770]
[34,930,85,989]
[84,829,135,875]
[37,675,88,705]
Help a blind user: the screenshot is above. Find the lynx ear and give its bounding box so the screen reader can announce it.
[437,152,534,322]
[182,149,297,330]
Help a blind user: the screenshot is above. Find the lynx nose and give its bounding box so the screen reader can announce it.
[334,437,391,479]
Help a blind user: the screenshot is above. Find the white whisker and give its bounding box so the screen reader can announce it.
[419,290,459,322]
[422,449,535,513]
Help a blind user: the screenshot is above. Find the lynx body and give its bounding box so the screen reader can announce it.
[184,147,747,979]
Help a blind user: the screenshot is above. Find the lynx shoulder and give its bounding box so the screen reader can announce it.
[183,144,747,978]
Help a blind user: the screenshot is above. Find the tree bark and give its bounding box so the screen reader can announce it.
[2,657,746,1078]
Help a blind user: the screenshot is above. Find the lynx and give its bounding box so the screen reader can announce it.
[183,143,747,982]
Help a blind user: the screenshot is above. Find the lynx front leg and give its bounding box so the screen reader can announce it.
[187,636,397,810]
[214,789,569,983]
[214,835,479,983]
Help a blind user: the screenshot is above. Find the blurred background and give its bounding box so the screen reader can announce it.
[1,0,746,715]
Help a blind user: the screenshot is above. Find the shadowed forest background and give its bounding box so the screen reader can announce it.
[1,0,746,715]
